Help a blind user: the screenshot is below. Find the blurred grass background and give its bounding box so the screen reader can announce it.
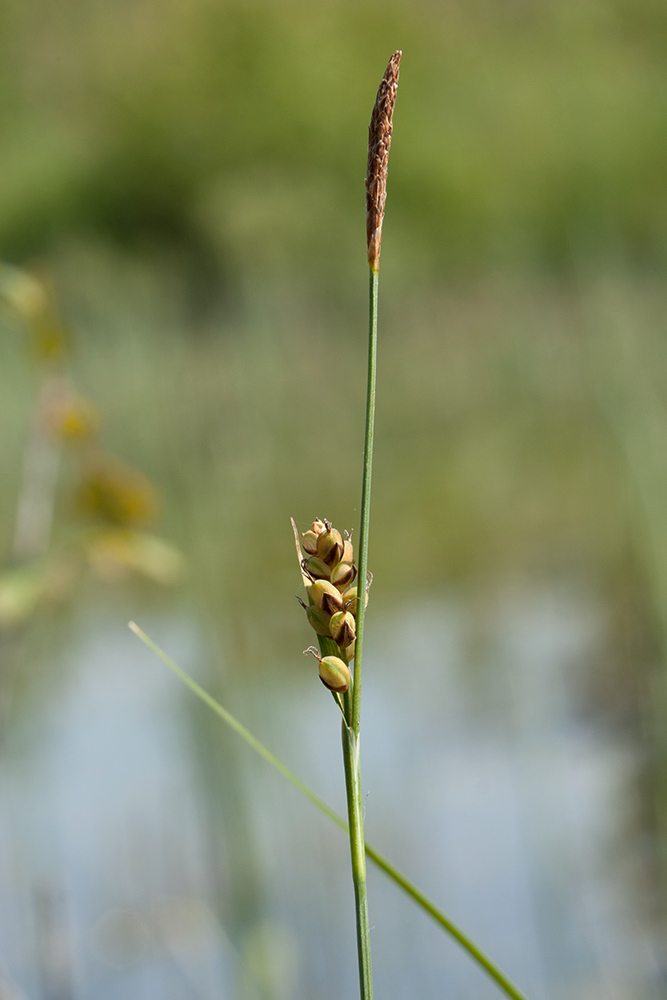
[1,0,667,995]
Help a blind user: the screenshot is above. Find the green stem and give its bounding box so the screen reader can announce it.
[351,267,379,736]
[129,623,529,1000]
[338,264,380,999]
[342,721,373,1000]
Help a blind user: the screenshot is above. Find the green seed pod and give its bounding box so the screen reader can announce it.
[310,578,344,615]
[317,523,344,567]
[329,610,356,647]
[331,560,357,590]
[301,530,319,555]
[341,534,354,564]
[306,604,332,636]
[302,556,331,580]
[342,585,369,616]
[318,655,351,693]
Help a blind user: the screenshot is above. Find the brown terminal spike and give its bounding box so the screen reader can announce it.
[366,50,401,273]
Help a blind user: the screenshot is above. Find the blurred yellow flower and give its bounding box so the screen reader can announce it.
[76,454,158,527]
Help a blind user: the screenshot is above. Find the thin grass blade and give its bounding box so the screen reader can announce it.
[129,622,529,1000]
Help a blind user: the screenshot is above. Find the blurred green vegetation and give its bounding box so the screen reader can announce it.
[2,0,667,946]
[2,0,667,298]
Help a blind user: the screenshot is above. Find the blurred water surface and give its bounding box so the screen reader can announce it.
[0,587,660,1000]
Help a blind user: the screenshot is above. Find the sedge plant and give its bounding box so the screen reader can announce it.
[132,52,529,1000]
[294,53,402,999]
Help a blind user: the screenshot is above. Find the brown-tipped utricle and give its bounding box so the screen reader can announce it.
[302,555,330,580]
[331,560,357,590]
[318,655,351,693]
[341,534,354,564]
[310,578,344,615]
[306,604,332,637]
[329,610,356,648]
[342,584,369,617]
[366,50,401,272]
[301,530,320,555]
[316,524,344,566]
